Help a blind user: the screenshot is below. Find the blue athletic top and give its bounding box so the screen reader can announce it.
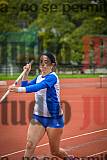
[21,72,63,118]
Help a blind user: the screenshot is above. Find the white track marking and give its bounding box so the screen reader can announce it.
[1,128,107,158]
[0,143,49,158]
[0,150,25,158]
[60,128,107,142]
[65,136,107,151]
[87,150,107,157]
[0,81,7,85]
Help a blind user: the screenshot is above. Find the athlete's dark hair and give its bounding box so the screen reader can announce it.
[40,52,57,71]
[40,52,56,64]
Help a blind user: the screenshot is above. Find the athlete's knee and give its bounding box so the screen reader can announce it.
[26,140,35,150]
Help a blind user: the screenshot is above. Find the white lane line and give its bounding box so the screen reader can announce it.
[0,81,7,85]
[1,128,107,158]
[87,150,107,157]
[61,128,107,142]
[0,143,49,158]
[65,136,107,151]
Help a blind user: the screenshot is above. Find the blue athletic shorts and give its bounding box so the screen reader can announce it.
[32,114,64,128]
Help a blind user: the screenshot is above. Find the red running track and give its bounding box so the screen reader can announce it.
[0,78,107,160]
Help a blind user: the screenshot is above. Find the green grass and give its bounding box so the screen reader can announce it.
[0,73,101,80]
[58,74,100,78]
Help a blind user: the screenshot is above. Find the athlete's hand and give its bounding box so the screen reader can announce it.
[8,85,18,92]
[23,63,31,75]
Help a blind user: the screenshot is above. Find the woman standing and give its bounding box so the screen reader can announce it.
[9,53,73,160]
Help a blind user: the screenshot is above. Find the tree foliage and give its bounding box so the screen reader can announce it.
[0,0,107,64]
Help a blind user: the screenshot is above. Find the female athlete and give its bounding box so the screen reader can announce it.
[9,53,73,160]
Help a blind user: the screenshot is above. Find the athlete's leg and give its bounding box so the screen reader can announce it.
[24,120,45,159]
[46,127,68,159]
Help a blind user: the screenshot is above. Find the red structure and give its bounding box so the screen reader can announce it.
[82,35,107,69]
